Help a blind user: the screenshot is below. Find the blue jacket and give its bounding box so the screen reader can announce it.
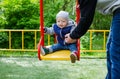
[53,24,73,45]
[45,20,76,45]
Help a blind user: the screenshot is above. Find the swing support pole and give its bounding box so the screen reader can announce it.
[38,0,44,60]
[76,0,80,60]
[40,0,44,46]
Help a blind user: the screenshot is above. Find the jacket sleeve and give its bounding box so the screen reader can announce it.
[45,24,55,35]
[70,0,97,39]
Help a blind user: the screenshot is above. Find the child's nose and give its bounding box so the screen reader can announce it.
[60,22,63,25]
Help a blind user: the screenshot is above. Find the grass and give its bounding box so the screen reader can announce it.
[0,57,107,79]
[0,51,37,57]
[0,51,106,59]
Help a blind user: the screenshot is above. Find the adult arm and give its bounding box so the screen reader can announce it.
[70,0,97,39]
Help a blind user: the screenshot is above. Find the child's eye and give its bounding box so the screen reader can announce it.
[57,21,60,22]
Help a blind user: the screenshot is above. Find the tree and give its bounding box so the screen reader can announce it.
[2,0,39,29]
[1,0,39,48]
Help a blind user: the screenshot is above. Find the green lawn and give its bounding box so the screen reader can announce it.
[0,57,107,79]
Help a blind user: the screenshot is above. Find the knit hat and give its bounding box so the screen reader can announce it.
[56,11,69,20]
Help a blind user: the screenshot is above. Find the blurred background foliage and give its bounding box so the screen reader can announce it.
[0,0,111,52]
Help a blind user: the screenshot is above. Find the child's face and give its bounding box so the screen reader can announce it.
[56,17,68,28]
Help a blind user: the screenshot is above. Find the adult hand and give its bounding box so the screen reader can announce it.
[65,33,77,43]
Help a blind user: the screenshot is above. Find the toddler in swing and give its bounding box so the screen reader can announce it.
[40,11,78,63]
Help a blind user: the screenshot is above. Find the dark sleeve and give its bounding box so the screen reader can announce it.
[70,0,97,39]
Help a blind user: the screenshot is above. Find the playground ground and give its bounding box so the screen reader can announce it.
[0,57,107,79]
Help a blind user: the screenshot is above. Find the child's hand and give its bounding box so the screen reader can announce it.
[44,27,47,33]
[39,27,47,33]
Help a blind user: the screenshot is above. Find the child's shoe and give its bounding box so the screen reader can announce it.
[70,52,78,63]
[40,46,49,56]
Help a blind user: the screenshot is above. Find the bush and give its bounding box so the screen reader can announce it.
[1,0,39,49]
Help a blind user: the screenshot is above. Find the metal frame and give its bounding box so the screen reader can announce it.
[38,0,80,60]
